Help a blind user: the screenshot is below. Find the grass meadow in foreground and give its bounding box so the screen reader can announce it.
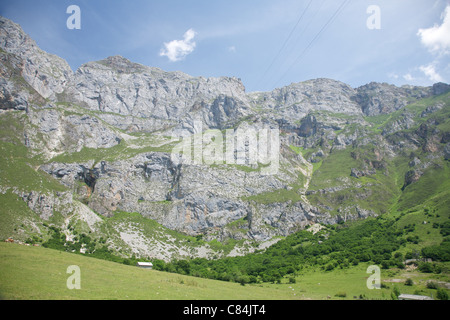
[0,242,295,300]
[1,242,446,300]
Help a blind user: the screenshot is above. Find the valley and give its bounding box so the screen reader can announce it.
[0,15,449,300]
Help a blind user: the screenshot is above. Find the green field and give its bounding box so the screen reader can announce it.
[0,242,446,300]
[0,242,294,300]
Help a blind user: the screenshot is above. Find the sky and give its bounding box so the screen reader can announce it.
[0,0,449,92]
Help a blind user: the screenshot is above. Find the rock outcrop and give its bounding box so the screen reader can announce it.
[1,15,449,259]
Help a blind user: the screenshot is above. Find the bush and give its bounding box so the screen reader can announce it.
[335,292,347,298]
[419,262,434,273]
[426,281,439,289]
[391,286,401,300]
[237,275,250,286]
[437,288,449,300]
[440,221,450,236]
[381,260,390,269]
[421,241,450,261]
[404,278,414,286]
[394,252,403,260]
[406,235,420,244]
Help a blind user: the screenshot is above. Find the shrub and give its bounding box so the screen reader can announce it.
[394,252,403,260]
[421,241,450,261]
[419,262,434,273]
[381,260,390,269]
[391,286,401,300]
[426,281,439,289]
[440,221,450,236]
[404,278,414,286]
[437,288,449,300]
[335,292,347,298]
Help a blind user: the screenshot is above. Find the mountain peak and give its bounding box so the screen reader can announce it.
[94,55,149,73]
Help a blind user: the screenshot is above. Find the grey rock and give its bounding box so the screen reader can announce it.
[350,167,376,178]
[250,78,362,122]
[432,82,450,96]
[402,169,423,190]
[444,143,450,161]
[23,105,121,159]
[2,14,450,254]
[0,16,72,100]
[382,111,416,136]
[61,55,250,133]
[18,190,73,220]
[355,82,431,116]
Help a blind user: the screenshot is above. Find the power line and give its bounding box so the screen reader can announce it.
[257,0,314,88]
[269,0,326,86]
[272,0,351,89]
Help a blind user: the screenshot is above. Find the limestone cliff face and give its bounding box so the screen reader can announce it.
[354,82,432,116]
[1,15,449,255]
[250,78,362,118]
[61,55,251,134]
[0,17,72,100]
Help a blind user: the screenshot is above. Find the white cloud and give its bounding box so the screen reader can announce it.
[228,46,236,53]
[420,64,444,82]
[403,73,415,82]
[417,5,450,54]
[387,72,400,81]
[160,29,197,62]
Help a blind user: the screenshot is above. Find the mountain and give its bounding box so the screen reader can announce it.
[1,15,449,261]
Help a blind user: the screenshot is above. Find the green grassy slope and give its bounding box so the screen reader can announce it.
[1,242,447,300]
[0,242,295,300]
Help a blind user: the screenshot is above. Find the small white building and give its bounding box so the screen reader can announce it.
[136,262,153,269]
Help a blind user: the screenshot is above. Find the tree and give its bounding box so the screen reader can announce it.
[404,278,414,286]
[437,288,449,300]
[381,260,390,269]
[426,281,439,289]
[176,260,191,275]
[421,241,450,262]
[391,286,401,300]
[419,262,434,273]
[151,259,166,271]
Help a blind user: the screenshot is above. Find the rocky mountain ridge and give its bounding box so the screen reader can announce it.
[1,15,449,261]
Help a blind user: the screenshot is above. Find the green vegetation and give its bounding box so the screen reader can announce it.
[1,239,448,300]
[0,111,66,193]
[0,242,297,300]
[145,215,450,296]
[49,138,179,165]
[397,160,450,213]
[242,188,302,204]
[289,145,303,155]
[306,146,401,216]
[1,84,449,300]
[0,141,67,193]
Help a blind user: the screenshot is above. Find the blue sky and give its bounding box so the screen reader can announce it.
[1,0,449,92]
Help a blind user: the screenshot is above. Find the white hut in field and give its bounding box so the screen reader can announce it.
[136,262,153,269]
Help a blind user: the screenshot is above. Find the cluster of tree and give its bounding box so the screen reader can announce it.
[37,215,449,286]
[421,238,450,262]
[151,218,409,284]
[40,226,132,264]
